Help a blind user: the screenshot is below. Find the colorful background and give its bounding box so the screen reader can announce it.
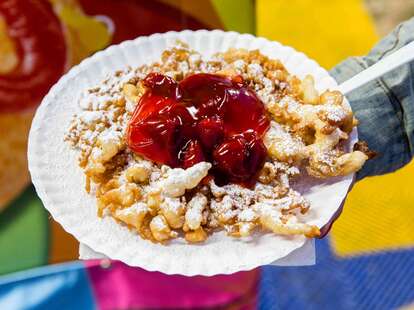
[1,0,413,309]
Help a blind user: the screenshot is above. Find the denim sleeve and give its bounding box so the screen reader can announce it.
[330,18,414,180]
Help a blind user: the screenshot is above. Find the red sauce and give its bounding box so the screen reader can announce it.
[127,73,270,186]
[0,0,66,112]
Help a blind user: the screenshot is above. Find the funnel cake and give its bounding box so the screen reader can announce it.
[65,42,368,243]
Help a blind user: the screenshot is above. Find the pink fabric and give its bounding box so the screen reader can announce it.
[85,260,259,309]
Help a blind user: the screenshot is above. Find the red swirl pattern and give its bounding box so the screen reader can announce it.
[0,0,66,112]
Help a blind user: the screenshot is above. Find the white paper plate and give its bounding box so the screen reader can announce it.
[28,30,356,276]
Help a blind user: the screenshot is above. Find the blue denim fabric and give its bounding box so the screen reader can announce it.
[330,18,414,180]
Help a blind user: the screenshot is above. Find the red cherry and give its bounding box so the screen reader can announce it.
[244,131,268,176]
[129,93,171,123]
[127,95,194,167]
[213,135,248,181]
[143,72,178,97]
[224,87,269,136]
[179,140,205,169]
[180,73,232,117]
[196,118,224,149]
[213,132,266,183]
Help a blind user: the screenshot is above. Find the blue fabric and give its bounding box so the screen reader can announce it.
[259,238,414,310]
[330,18,414,180]
[0,261,95,310]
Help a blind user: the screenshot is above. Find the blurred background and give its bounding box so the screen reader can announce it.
[1,0,414,309]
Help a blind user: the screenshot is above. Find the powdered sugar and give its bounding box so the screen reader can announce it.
[79,111,104,124]
[117,202,148,216]
[247,63,263,77]
[162,197,184,213]
[151,215,168,230]
[238,209,257,222]
[158,162,212,197]
[232,59,246,71]
[322,104,347,122]
[264,121,306,160]
[185,193,207,230]
[98,129,122,145]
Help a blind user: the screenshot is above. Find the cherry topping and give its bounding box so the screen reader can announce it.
[213,132,267,185]
[143,72,178,97]
[179,140,205,169]
[180,73,231,118]
[224,87,270,136]
[196,118,224,150]
[127,73,270,186]
[127,95,193,166]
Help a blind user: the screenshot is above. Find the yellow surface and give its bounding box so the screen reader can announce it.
[50,0,111,65]
[257,0,414,256]
[332,163,414,256]
[211,0,255,34]
[0,16,18,74]
[257,0,377,68]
